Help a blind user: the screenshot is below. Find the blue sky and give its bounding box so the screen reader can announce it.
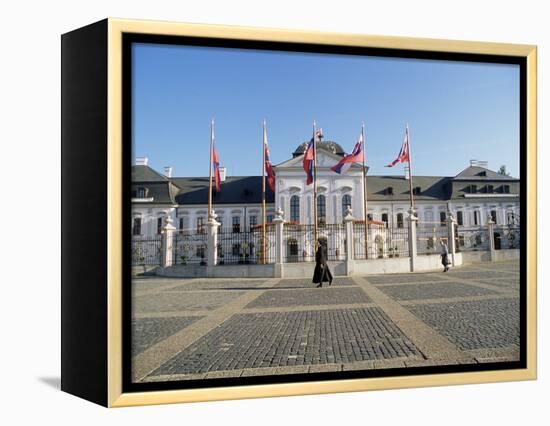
[132,43,520,178]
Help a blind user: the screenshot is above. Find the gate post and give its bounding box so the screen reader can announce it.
[344,207,355,276]
[487,217,496,261]
[446,211,457,266]
[207,210,220,266]
[273,208,284,277]
[161,215,177,268]
[407,208,418,272]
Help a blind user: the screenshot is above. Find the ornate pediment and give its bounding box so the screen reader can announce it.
[275,150,346,170]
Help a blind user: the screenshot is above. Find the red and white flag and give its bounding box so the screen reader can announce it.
[264,127,276,192]
[303,128,322,185]
[212,143,221,192]
[331,132,364,175]
[386,126,410,167]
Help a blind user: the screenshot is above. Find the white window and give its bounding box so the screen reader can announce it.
[290,195,300,222]
[132,217,141,236]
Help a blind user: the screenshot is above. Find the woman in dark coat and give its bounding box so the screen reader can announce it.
[312,243,333,288]
[440,240,450,272]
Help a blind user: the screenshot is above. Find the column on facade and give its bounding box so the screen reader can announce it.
[206,210,220,266]
[161,215,177,268]
[407,208,418,272]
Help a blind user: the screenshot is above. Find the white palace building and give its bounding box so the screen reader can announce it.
[131,139,520,276]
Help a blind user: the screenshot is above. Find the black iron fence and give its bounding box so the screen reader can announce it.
[217,226,276,264]
[416,221,448,255]
[455,225,489,252]
[173,230,208,265]
[353,223,409,259]
[318,223,346,261]
[251,225,277,264]
[282,223,346,262]
[131,235,162,266]
[282,223,315,263]
[494,225,520,250]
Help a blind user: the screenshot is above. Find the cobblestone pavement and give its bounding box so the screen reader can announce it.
[131,260,521,382]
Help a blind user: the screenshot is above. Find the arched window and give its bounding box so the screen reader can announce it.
[290,195,300,223]
[317,195,326,224]
[157,217,163,234]
[342,194,352,218]
[132,217,142,236]
[396,213,404,228]
[287,238,299,262]
[136,187,147,198]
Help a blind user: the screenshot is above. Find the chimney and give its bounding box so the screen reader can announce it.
[470,159,488,168]
[135,156,149,166]
[164,166,172,178]
[404,165,410,180]
[219,167,227,182]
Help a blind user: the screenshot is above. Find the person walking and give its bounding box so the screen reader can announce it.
[312,243,333,288]
[440,239,450,272]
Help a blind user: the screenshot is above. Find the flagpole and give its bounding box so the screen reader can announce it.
[361,123,368,258]
[208,119,214,219]
[406,125,415,211]
[261,120,267,264]
[313,121,318,251]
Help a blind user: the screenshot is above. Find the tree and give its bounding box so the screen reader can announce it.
[498,165,511,176]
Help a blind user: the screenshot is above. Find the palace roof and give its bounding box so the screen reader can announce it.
[131,163,519,205]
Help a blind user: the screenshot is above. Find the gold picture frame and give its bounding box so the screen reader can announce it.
[61,17,537,408]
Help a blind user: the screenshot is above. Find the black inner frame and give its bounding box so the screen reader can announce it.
[122,33,528,394]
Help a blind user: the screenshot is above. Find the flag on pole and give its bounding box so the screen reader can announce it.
[264,142,276,192]
[386,126,410,167]
[331,132,365,175]
[303,129,322,185]
[212,143,221,192]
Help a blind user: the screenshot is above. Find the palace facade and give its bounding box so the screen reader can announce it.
[131,140,520,238]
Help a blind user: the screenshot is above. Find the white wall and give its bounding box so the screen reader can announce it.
[5,1,547,425]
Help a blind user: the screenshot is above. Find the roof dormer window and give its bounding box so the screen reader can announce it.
[385,187,394,196]
[137,187,148,198]
[413,186,421,195]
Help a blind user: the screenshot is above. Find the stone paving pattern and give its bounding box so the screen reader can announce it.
[378,282,499,301]
[273,278,355,288]
[367,274,445,285]
[132,316,203,356]
[131,260,521,382]
[164,279,267,292]
[151,308,420,375]
[133,291,244,313]
[246,287,371,308]
[407,299,520,350]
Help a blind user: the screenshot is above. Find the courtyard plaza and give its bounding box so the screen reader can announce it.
[131,260,520,383]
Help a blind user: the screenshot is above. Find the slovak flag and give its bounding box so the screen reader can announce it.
[264,143,276,192]
[386,126,411,167]
[303,129,322,185]
[212,143,221,192]
[331,132,364,175]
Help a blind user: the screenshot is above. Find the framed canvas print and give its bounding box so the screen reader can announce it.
[61,18,537,407]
